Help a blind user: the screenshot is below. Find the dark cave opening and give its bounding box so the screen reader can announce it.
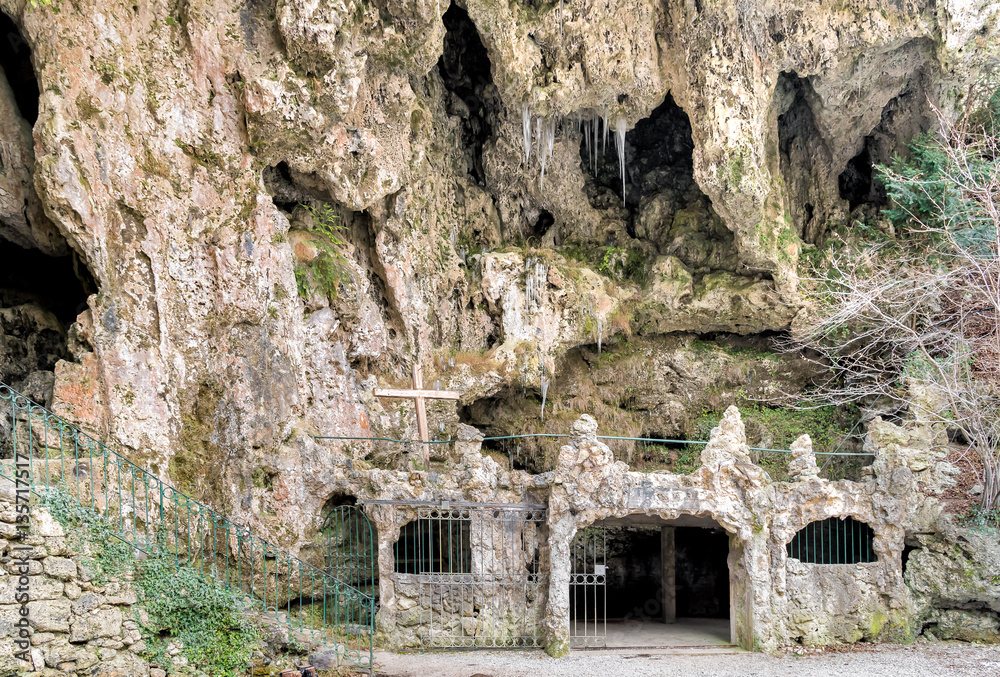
[0,13,93,397]
[840,40,938,220]
[901,543,917,577]
[603,526,664,621]
[262,161,304,212]
[776,71,831,244]
[0,12,39,125]
[577,94,734,273]
[837,84,932,215]
[0,239,94,326]
[838,145,879,211]
[532,209,555,239]
[438,2,498,185]
[581,94,700,222]
[675,527,730,618]
[0,237,95,388]
[573,524,730,627]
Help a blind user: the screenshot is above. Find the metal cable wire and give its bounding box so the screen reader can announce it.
[314,434,875,456]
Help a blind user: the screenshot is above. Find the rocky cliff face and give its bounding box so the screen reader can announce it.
[0,0,996,555]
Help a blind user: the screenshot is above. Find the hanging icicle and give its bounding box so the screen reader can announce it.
[590,114,597,174]
[522,103,532,163]
[540,117,556,191]
[601,106,610,157]
[539,131,548,190]
[540,376,550,421]
[615,117,627,206]
[535,116,543,164]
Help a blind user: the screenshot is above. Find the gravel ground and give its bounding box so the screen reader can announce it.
[373,643,1000,677]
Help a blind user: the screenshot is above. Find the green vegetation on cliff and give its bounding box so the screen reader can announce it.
[40,488,263,677]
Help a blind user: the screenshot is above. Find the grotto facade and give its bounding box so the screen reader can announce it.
[324,404,998,655]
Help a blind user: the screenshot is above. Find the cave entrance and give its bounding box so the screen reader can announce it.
[575,92,736,279]
[580,93,709,235]
[438,1,497,185]
[0,237,94,396]
[0,11,39,125]
[569,515,734,649]
[0,10,96,401]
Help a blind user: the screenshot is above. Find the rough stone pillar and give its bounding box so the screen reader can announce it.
[543,497,575,657]
[368,504,399,641]
[788,434,819,481]
[661,526,676,623]
[455,422,485,461]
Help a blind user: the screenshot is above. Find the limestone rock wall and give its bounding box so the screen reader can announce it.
[867,407,1000,644]
[0,0,995,561]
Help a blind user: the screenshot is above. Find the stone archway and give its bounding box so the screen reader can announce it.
[567,511,737,649]
[541,411,768,656]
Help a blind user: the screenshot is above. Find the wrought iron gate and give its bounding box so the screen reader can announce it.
[320,506,377,666]
[385,501,547,648]
[570,525,607,647]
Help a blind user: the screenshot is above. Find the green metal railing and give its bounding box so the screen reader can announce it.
[0,383,374,672]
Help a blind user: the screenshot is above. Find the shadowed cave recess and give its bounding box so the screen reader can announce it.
[0,12,95,405]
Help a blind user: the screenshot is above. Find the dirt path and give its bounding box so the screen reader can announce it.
[373,643,1000,677]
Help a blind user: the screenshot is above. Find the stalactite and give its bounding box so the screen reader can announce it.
[535,116,542,165]
[602,106,610,158]
[523,103,532,163]
[615,117,627,206]
[540,376,550,421]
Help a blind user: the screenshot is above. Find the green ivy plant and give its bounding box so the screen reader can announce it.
[39,488,133,582]
[137,549,262,677]
[959,504,1000,533]
[294,203,351,301]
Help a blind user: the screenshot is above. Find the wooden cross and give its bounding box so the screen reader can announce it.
[374,363,462,468]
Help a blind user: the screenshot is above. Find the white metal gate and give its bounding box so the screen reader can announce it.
[570,525,606,647]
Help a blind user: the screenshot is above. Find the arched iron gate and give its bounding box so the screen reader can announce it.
[321,505,377,665]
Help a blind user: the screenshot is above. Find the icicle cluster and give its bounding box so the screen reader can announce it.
[524,257,548,312]
[580,108,610,173]
[522,104,557,191]
[521,103,627,199]
[580,109,628,205]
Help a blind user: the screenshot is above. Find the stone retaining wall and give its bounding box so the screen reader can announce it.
[0,484,151,676]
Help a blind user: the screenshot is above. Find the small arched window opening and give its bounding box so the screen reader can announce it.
[787,516,876,564]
